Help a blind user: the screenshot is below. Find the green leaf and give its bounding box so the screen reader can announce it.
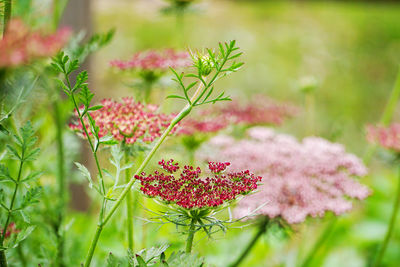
[73,70,89,92]
[19,210,31,223]
[23,148,40,162]
[88,105,103,111]
[67,59,80,74]
[20,171,43,183]
[166,95,186,101]
[56,79,71,95]
[74,162,94,189]
[79,85,94,108]
[11,226,36,248]
[0,164,15,183]
[136,255,147,267]
[6,145,21,160]
[18,186,42,210]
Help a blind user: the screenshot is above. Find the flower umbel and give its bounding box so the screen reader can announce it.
[204,97,298,126]
[366,123,400,152]
[0,19,71,68]
[203,127,370,224]
[135,159,262,209]
[110,49,191,72]
[69,97,176,144]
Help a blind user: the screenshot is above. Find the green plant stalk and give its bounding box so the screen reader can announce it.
[373,165,400,267]
[124,148,134,251]
[364,68,400,164]
[299,218,337,267]
[0,153,25,267]
[229,218,269,267]
[305,92,315,135]
[83,104,193,267]
[185,218,196,253]
[53,101,66,267]
[2,0,12,37]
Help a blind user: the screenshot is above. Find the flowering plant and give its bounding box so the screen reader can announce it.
[204,127,369,224]
[69,97,176,145]
[53,40,244,266]
[136,159,262,253]
[0,19,70,69]
[111,49,191,102]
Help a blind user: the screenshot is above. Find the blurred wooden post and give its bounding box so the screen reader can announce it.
[59,0,92,211]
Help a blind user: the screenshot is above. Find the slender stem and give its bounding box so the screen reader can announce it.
[299,218,337,267]
[83,224,103,267]
[185,218,196,253]
[0,152,25,267]
[124,146,134,251]
[83,104,193,266]
[2,0,12,37]
[305,92,315,135]
[364,67,400,164]
[230,218,269,267]
[373,165,400,267]
[53,101,67,267]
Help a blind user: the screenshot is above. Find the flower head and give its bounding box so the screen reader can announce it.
[110,49,191,72]
[0,19,71,68]
[177,116,229,136]
[69,97,176,144]
[203,96,298,126]
[135,159,262,210]
[202,127,370,224]
[366,123,400,152]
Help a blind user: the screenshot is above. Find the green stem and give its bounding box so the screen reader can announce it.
[83,104,192,266]
[0,251,7,267]
[0,152,25,267]
[299,218,337,267]
[185,218,196,254]
[83,224,103,267]
[2,0,11,37]
[373,165,400,267]
[364,67,400,164]
[53,101,66,267]
[305,92,315,135]
[230,218,269,267]
[124,146,134,251]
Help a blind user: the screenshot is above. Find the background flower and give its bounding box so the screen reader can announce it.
[202,127,370,224]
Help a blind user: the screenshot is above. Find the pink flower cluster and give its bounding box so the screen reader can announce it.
[204,97,298,126]
[135,159,262,209]
[110,49,191,72]
[69,97,176,144]
[366,123,400,152]
[0,19,71,68]
[203,127,370,224]
[177,116,229,136]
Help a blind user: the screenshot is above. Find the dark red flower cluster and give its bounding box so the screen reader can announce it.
[135,160,262,209]
[208,161,230,174]
[1,223,20,239]
[110,49,191,71]
[69,97,176,144]
[159,159,180,173]
[203,97,298,126]
[177,116,229,136]
[0,19,71,68]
